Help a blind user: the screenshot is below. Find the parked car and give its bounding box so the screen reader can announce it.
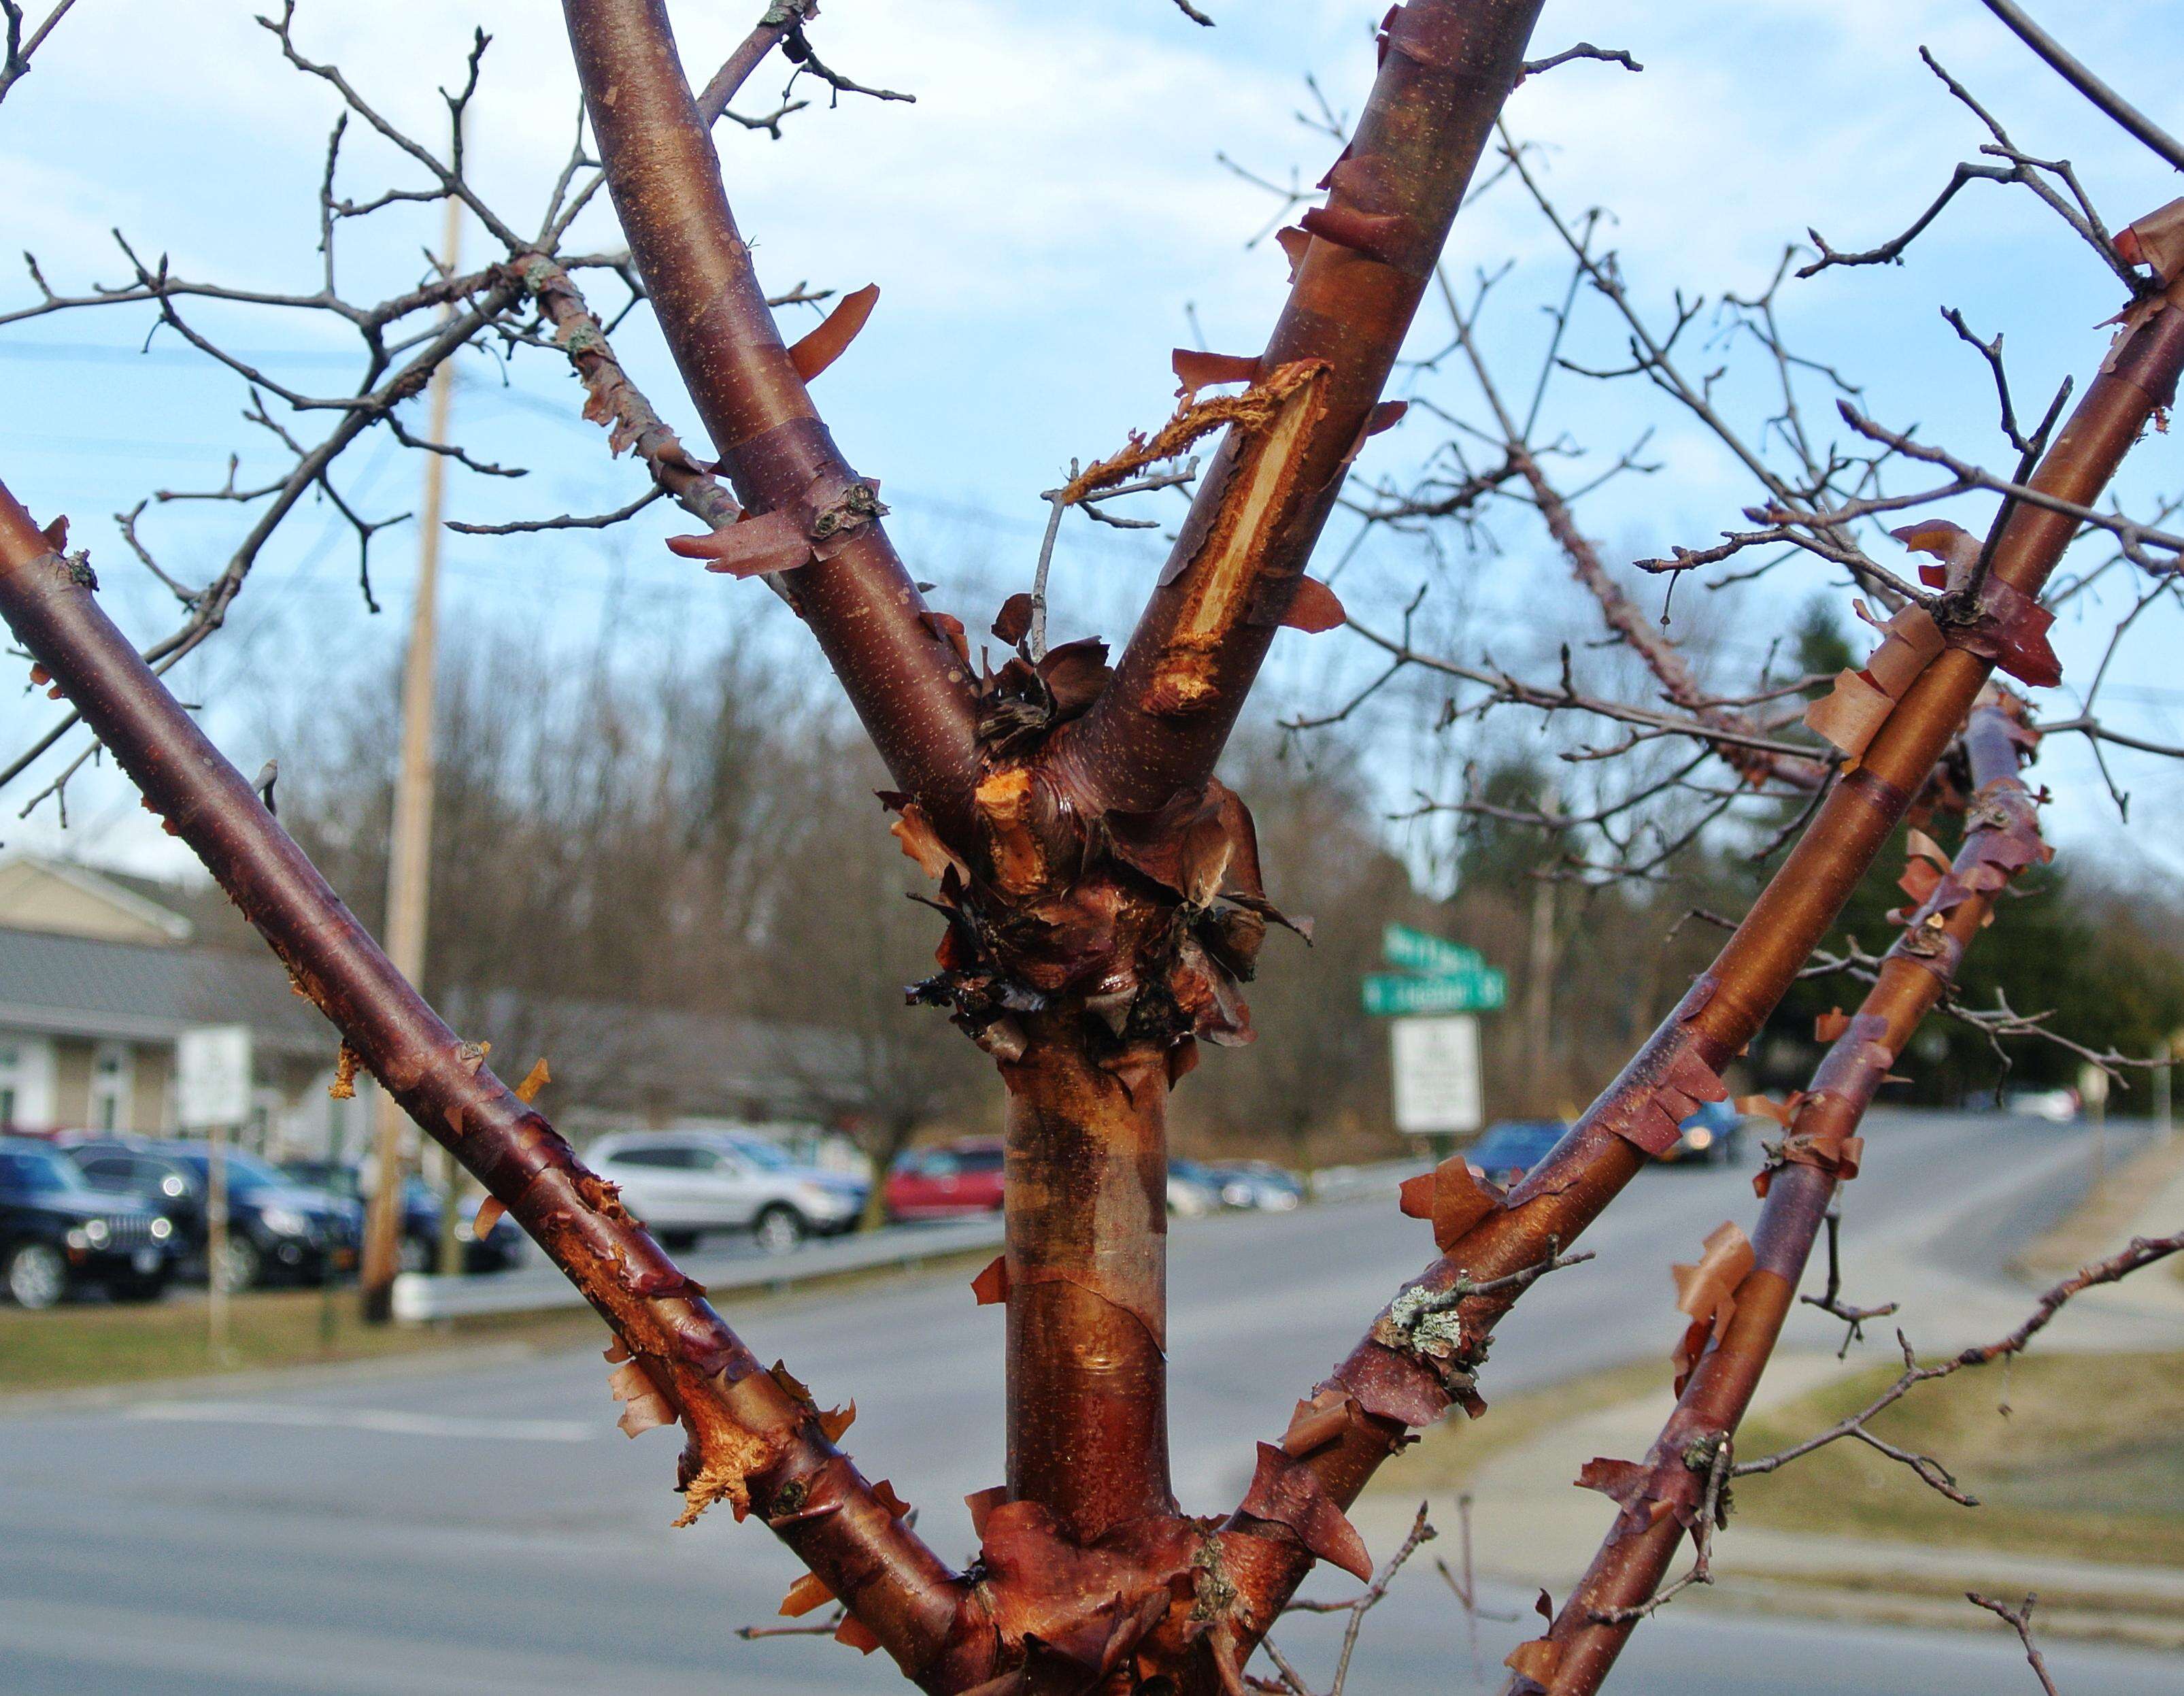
[1204,1161,1303,1212]
[2005,1087,2080,1124]
[885,1140,1006,1220]
[280,1161,526,1275]
[1,1135,179,1308]
[1464,1120,1568,1186]
[67,1137,361,1291]
[1167,1159,1225,1217]
[588,1129,865,1253]
[1660,1099,1745,1166]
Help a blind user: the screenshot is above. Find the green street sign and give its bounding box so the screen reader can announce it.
[1382,923,1485,977]
[1362,969,1507,1016]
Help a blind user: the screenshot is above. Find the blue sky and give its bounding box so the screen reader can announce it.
[3,0,2182,882]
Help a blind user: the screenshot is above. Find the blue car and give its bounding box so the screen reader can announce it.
[1464,1120,1568,1186]
[1661,1099,1745,1166]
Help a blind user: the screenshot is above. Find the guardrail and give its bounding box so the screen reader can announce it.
[391,1157,1425,1323]
[392,1215,1007,1323]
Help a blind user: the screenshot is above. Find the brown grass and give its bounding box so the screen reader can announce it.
[1366,1355,1677,1495]
[0,1285,605,1396]
[1736,1349,2184,1567]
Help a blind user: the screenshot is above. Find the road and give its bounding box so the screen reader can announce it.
[1,1110,2172,1695]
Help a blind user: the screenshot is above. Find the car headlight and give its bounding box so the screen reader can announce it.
[796,1183,852,1214]
[1222,1184,1252,1207]
[83,1218,110,1246]
[1685,1128,1713,1151]
[150,1216,173,1240]
[65,1227,89,1250]
[261,1206,309,1237]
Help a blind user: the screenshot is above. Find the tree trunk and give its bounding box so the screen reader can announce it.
[1001,1016,1173,1541]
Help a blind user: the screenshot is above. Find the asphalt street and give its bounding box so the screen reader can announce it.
[1,1110,2171,1695]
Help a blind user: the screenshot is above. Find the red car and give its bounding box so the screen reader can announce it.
[885,1140,1006,1220]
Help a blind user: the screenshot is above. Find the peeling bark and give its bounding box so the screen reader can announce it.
[1060,0,1550,814]
[562,0,980,837]
[1528,695,2047,1696]
[0,478,976,1688]
[1189,271,2184,1681]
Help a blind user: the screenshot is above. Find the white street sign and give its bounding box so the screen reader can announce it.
[177,1025,254,1127]
[1390,1015,1481,1136]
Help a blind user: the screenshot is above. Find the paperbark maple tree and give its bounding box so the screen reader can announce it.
[5,5,2183,1695]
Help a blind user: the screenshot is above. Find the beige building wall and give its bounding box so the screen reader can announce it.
[0,859,190,946]
[52,1037,92,1129]
[133,1044,175,1133]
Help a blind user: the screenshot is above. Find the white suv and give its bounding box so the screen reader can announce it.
[586,1130,867,1254]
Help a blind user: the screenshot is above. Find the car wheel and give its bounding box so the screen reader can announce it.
[5,1242,67,1310]
[212,1235,263,1294]
[103,1271,172,1303]
[752,1206,807,1255]
[658,1229,701,1252]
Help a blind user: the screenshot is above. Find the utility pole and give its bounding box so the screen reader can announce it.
[360,187,463,1323]
[1524,874,1557,1110]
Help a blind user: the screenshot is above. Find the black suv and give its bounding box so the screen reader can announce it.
[1,1136,179,1308]
[68,1139,362,1292]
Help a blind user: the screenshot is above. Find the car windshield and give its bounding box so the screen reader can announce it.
[1473,1123,1562,1161]
[0,1146,86,1193]
[724,1137,796,1171]
[167,1147,288,1195]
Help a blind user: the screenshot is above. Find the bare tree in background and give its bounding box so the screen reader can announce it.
[4,5,2184,1694]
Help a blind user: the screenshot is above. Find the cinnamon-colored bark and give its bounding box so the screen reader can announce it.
[0,477,981,1687]
[1195,271,2184,1669]
[998,1017,1175,1542]
[1522,696,2044,1696]
[21,7,2174,1692]
[1058,0,1548,816]
[562,0,980,836]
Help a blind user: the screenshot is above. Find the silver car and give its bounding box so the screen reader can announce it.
[586,1130,866,1254]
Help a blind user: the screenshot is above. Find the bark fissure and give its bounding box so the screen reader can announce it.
[1060,0,1550,814]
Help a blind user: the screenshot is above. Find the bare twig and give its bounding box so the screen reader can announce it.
[1737,1235,2184,1495]
[0,0,76,105]
[1967,1591,2062,1696]
[1521,44,1642,80]
[1981,0,2184,175]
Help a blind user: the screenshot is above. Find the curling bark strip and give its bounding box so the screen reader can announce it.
[511,252,742,533]
[562,0,981,837]
[1190,269,2184,1675]
[1060,0,1548,815]
[1518,696,2043,1696]
[0,478,982,1688]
